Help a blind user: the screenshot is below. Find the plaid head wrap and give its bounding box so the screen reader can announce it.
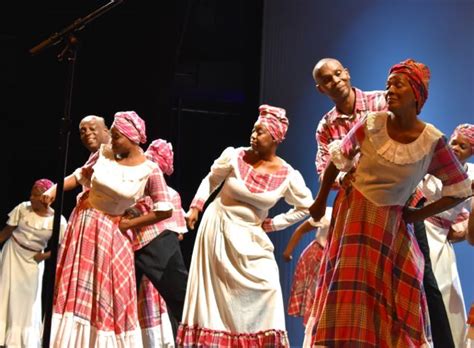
[34,178,54,192]
[112,111,147,144]
[257,104,289,143]
[451,123,474,155]
[146,139,174,176]
[389,59,430,114]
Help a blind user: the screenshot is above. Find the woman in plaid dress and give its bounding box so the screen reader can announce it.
[283,208,332,326]
[304,59,472,347]
[41,111,173,348]
[177,105,314,347]
[416,123,474,347]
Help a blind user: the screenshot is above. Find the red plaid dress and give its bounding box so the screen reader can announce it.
[177,147,314,347]
[287,239,324,324]
[137,276,175,347]
[51,145,171,348]
[305,112,471,347]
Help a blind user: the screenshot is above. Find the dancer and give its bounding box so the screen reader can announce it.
[305,59,471,346]
[313,57,455,347]
[416,123,474,347]
[134,138,188,347]
[42,111,173,347]
[0,179,67,347]
[177,104,314,347]
[283,208,331,326]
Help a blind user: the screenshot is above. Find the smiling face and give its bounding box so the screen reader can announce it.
[314,59,352,102]
[250,121,276,153]
[449,133,472,164]
[385,73,417,114]
[79,116,110,153]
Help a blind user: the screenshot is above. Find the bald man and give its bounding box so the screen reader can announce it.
[313,58,387,177]
[312,58,454,348]
[79,115,110,153]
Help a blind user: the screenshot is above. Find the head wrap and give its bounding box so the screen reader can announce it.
[257,104,289,143]
[451,123,474,155]
[146,139,174,176]
[389,59,430,114]
[33,178,54,192]
[111,111,147,144]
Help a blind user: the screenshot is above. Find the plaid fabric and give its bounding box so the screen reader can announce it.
[190,148,290,210]
[427,136,470,188]
[389,59,430,114]
[146,139,174,176]
[236,149,289,193]
[132,187,187,251]
[287,239,324,325]
[177,324,289,347]
[315,88,387,175]
[137,276,168,329]
[257,104,288,143]
[112,111,147,144]
[307,188,431,347]
[53,197,139,337]
[133,166,173,250]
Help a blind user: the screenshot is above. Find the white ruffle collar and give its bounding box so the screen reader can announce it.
[367,112,443,165]
[21,202,55,230]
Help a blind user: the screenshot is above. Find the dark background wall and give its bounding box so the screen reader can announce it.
[1,0,263,268]
[261,0,474,345]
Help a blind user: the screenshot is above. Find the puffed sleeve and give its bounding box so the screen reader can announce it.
[262,170,314,232]
[73,150,100,188]
[329,115,367,172]
[6,202,25,227]
[144,166,173,212]
[58,215,68,244]
[190,146,235,211]
[427,137,471,198]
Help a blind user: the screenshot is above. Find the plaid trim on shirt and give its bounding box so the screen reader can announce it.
[315,88,387,175]
[427,136,469,189]
[133,166,172,250]
[191,147,290,210]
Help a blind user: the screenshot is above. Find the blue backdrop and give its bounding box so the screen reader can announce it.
[260,0,474,345]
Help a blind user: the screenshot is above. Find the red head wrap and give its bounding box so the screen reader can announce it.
[33,178,54,192]
[146,139,174,176]
[112,111,147,144]
[257,104,289,143]
[451,123,474,155]
[389,59,430,114]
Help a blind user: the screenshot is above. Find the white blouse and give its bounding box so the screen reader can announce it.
[75,145,162,216]
[329,112,471,206]
[7,201,67,251]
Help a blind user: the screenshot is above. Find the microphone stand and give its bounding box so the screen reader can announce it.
[29,1,124,346]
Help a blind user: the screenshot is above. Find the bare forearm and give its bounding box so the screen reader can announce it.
[63,174,79,191]
[285,221,313,254]
[317,161,340,201]
[126,209,172,230]
[415,196,465,222]
[0,225,15,243]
